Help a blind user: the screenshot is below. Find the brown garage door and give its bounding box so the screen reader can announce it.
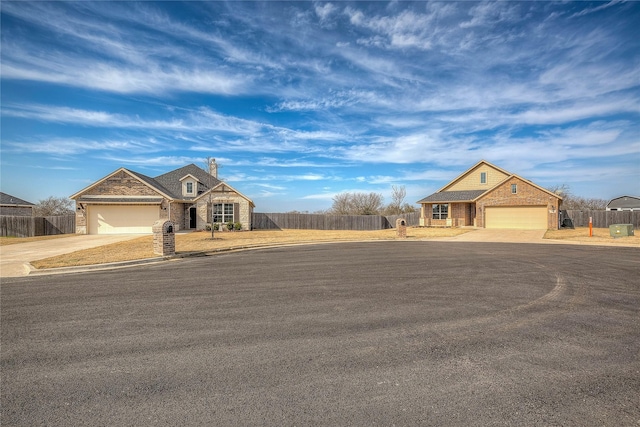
[88,205,159,234]
[485,206,547,229]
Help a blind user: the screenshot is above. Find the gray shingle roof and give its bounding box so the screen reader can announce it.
[0,191,35,206]
[417,190,487,204]
[607,195,640,209]
[153,164,221,200]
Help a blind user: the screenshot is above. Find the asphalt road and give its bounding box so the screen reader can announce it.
[2,242,639,426]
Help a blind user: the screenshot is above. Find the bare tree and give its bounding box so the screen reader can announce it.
[385,185,407,215]
[331,193,354,215]
[548,184,608,210]
[353,192,384,215]
[33,196,74,216]
[330,192,384,215]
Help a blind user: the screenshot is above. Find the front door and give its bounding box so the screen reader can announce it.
[467,203,475,226]
[189,207,197,228]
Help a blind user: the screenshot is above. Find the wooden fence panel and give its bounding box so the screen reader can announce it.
[385,211,420,227]
[41,215,76,235]
[0,216,34,237]
[0,215,75,237]
[252,211,420,231]
[564,210,639,228]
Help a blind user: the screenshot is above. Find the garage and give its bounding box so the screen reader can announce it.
[88,205,160,234]
[485,206,547,229]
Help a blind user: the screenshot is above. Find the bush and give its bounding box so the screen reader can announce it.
[234,221,242,231]
[226,221,234,231]
[205,223,212,231]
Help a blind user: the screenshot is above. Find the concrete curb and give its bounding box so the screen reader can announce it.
[25,241,348,277]
[22,236,640,277]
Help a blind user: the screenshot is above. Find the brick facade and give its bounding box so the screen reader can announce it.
[87,171,159,196]
[418,161,562,230]
[73,165,254,234]
[476,177,560,229]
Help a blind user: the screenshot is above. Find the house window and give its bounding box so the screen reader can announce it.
[480,172,487,184]
[213,203,234,223]
[186,182,193,194]
[432,204,448,220]
[511,184,517,194]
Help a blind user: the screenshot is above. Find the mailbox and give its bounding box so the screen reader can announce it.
[396,218,407,238]
[153,220,176,256]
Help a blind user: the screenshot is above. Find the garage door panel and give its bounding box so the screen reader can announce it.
[485,206,547,229]
[88,205,159,234]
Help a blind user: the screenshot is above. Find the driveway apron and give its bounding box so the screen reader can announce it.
[0,235,146,278]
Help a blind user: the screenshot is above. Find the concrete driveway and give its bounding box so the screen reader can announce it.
[0,234,146,278]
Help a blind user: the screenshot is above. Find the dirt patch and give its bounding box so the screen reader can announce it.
[30,227,470,269]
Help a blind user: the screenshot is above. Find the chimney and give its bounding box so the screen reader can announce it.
[209,158,218,178]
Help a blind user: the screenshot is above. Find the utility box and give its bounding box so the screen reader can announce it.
[153,220,175,256]
[396,218,407,239]
[609,224,634,238]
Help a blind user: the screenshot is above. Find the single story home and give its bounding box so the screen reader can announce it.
[70,160,254,234]
[417,161,562,230]
[0,192,35,216]
[606,196,640,212]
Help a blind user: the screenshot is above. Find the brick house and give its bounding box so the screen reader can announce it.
[70,160,254,234]
[0,192,35,216]
[417,161,562,230]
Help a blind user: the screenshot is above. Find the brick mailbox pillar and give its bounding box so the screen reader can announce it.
[153,220,175,256]
[396,218,407,238]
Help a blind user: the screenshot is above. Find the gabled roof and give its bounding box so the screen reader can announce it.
[438,160,511,192]
[154,164,221,199]
[196,181,255,207]
[71,163,254,205]
[0,192,35,206]
[478,173,562,201]
[417,161,562,204]
[70,168,174,200]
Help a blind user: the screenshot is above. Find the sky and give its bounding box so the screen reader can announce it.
[1,1,639,213]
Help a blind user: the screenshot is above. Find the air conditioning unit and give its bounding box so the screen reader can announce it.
[609,224,634,238]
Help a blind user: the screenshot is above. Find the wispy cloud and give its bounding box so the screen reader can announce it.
[1,1,638,208]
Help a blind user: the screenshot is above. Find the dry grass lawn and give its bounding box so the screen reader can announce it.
[544,227,640,245]
[30,227,471,269]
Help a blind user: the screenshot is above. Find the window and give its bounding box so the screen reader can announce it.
[480,172,487,184]
[213,203,234,223]
[432,204,448,220]
[186,182,193,194]
[511,184,517,194]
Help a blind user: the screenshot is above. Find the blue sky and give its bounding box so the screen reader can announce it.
[1,1,639,212]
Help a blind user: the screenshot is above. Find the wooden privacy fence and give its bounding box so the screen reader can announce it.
[0,215,76,237]
[563,210,639,228]
[252,211,420,231]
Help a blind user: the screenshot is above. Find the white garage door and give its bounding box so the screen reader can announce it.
[485,206,547,230]
[88,205,159,234]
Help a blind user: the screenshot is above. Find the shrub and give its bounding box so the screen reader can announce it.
[234,221,242,231]
[226,221,234,231]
